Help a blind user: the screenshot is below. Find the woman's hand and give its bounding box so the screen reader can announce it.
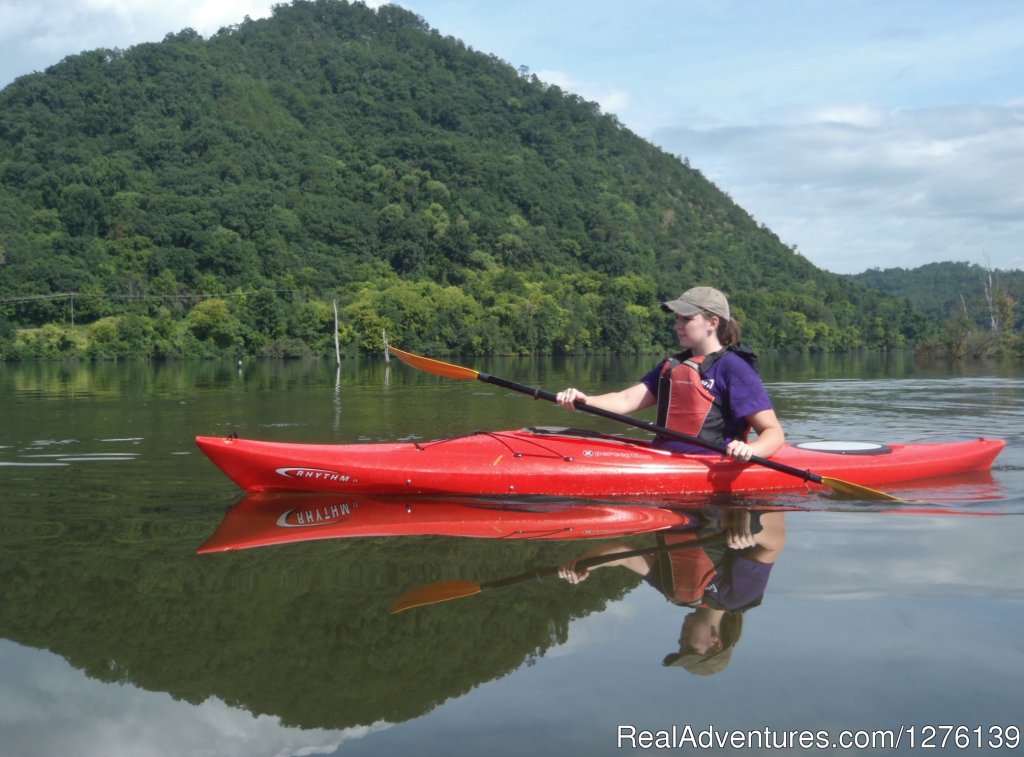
[721,509,757,550]
[558,560,589,584]
[555,387,589,410]
[735,408,786,459]
[724,439,755,462]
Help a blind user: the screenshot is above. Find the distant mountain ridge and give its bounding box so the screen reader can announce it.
[849,262,1022,331]
[0,0,938,357]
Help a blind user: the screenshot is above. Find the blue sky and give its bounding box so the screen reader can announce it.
[2,0,1022,274]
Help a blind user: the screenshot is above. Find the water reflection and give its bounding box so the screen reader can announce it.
[556,507,785,676]
[198,493,697,553]
[197,492,803,685]
[2,357,1022,756]
[6,351,1020,401]
[196,494,797,682]
[2,499,635,733]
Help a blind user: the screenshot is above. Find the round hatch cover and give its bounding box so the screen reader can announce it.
[794,441,892,455]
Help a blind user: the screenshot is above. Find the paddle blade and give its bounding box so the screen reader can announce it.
[388,346,480,381]
[389,579,482,614]
[822,476,902,501]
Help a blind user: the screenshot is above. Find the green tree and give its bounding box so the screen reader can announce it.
[187,298,241,350]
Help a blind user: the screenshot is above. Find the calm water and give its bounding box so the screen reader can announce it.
[1,354,1022,757]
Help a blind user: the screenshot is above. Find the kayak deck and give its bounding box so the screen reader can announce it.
[195,427,1006,497]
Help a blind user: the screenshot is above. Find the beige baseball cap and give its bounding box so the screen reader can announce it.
[661,286,730,320]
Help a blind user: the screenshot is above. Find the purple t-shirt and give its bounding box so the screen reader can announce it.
[640,351,773,454]
[643,553,774,611]
[704,556,774,611]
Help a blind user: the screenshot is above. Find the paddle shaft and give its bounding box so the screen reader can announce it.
[481,529,729,591]
[388,527,735,613]
[477,372,826,487]
[385,345,899,500]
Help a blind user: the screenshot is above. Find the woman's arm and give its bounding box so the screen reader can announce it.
[749,511,786,563]
[725,407,785,461]
[555,382,656,416]
[558,542,656,583]
[721,510,786,562]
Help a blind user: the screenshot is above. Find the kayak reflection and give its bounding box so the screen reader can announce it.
[197,492,697,553]
[558,508,786,676]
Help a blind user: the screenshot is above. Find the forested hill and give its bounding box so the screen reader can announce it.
[0,0,925,360]
[850,262,1023,330]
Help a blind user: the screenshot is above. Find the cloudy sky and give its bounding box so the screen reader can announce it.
[2,0,1022,274]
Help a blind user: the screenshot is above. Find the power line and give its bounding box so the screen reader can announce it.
[0,289,303,304]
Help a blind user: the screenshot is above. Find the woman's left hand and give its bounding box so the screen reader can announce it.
[555,387,588,410]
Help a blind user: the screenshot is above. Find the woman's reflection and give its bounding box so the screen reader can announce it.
[558,509,786,675]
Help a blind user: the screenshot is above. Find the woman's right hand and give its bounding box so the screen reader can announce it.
[555,387,589,410]
[558,560,589,584]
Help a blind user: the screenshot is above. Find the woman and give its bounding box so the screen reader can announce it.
[555,286,784,461]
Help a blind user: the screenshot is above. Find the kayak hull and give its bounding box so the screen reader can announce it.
[197,493,697,553]
[195,428,1006,497]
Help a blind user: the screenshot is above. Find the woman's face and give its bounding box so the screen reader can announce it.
[674,313,717,349]
[680,611,723,655]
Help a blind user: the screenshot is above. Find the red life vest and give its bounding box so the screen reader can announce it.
[656,531,720,606]
[654,509,767,608]
[655,347,758,447]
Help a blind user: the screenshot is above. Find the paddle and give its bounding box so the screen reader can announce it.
[390,530,727,614]
[387,346,901,501]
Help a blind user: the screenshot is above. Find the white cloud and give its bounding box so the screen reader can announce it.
[0,639,391,757]
[0,0,276,83]
[546,598,638,659]
[773,513,1024,600]
[182,0,274,32]
[655,101,1024,272]
[74,0,273,33]
[0,2,40,36]
[802,104,888,129]
[534,68,630,117]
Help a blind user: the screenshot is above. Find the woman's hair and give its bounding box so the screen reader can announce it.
[707,312,741,346]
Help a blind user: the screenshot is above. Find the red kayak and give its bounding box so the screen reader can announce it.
[197,493,697,553]
[195,426,1005,497]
